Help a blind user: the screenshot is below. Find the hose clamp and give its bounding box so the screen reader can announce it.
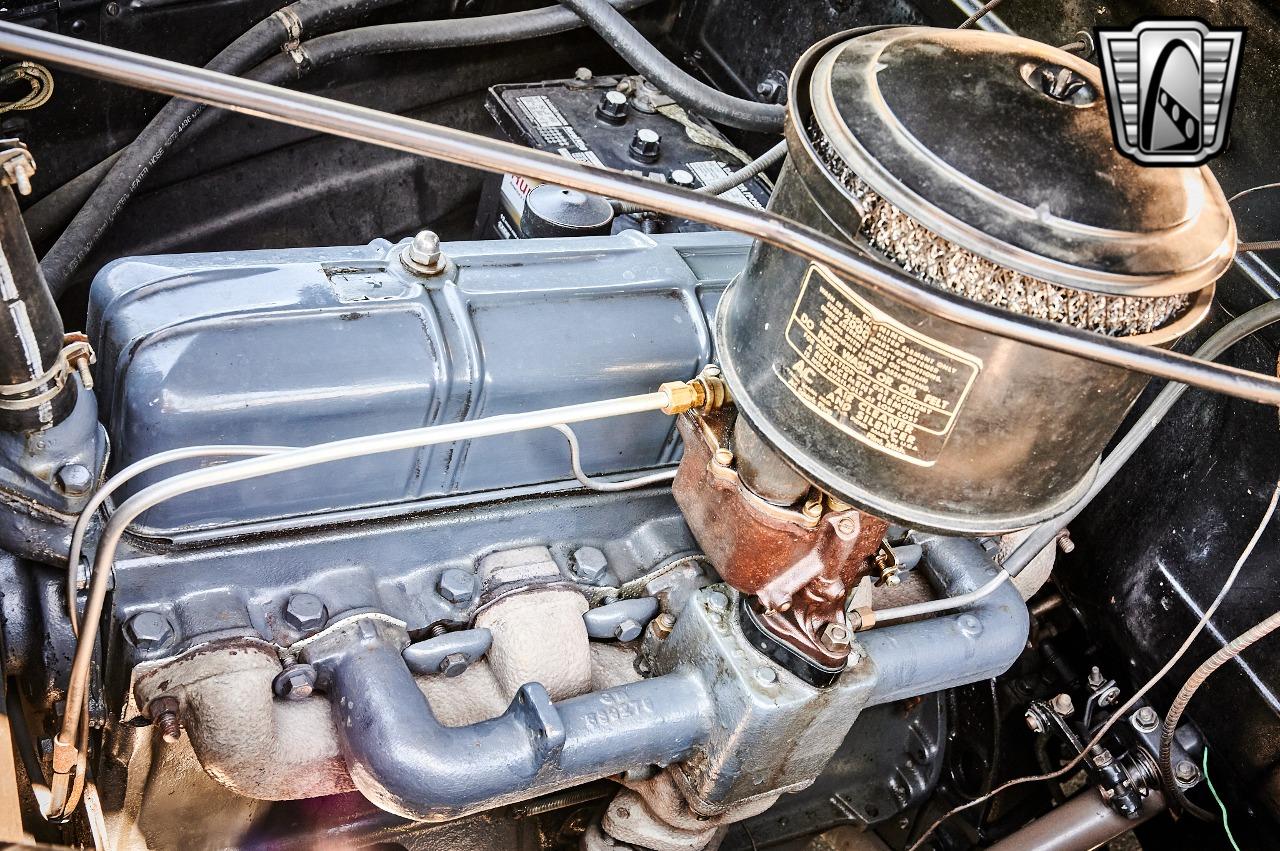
[0,333,95,411]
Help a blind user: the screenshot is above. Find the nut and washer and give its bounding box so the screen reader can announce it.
[1174,760,1200,785]
[401,230,447,276]
[1132,706,1159,733]
[1024,710,1044,734]
[283,593,328,631]
[272,664,318,700]
[819,622,851,653]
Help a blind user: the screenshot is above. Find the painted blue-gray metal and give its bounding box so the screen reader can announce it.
[106,486,697,668]
[303,617,712,822]
[402,627,492,676]
[0,375,107,565]
[891,543,923,572]
[859,535,1030,707]
[87,230,747,536]
[582,597,659,640]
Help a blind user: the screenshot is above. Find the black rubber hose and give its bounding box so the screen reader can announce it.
[40,0,409,298]
[253,0,654,81]
[21,148,122,251]
[0,180,75,430]
[554,0,785,133]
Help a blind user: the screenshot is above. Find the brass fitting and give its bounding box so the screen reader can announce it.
[659,365,731,415]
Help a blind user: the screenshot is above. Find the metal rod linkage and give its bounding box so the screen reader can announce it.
[0,22,1277,405]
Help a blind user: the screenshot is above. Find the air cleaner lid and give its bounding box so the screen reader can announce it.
[807,27,1235,297]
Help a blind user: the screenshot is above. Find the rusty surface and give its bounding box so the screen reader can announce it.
[672,408,887,668]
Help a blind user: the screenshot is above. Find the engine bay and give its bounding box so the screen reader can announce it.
[0,1,1276,850]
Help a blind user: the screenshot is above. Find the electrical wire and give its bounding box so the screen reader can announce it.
[1203,747,1242,851]
[1159,608,1280,818]
[611,139,787,215]
[550,423,676,492]
[905,479,1280,851]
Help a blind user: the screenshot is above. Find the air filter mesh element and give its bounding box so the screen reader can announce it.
[809,126,1190,337]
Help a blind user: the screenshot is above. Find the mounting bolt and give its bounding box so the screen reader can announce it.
[1050,693,1075,716]
[148,697,182,744]
[437,568,475,605]
[704,589,729,613]
[1133,706,1159,733]
[629,128,661,163]
[283,593,328,632]
[614,618,643,642]
[127,611,175,651]
[755,69,788,104]
[1087,665,1105,688]
[438,652,469,678]
[55,463,94,496]
[596,89,629,124]
[571,546,609,585]
[1024,710,1044,734]
[401,230,447,276]
[572,67,593,83]
[819,622,851,653]
[1174,760,1200,785]
[272,663,318,700]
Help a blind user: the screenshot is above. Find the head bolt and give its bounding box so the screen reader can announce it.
[438,652,469,678]
[283,593,327,632]
[1050,693,1075,716]
[614,618,643,642]
[272,664,317,700]
[55,463,94,496]
[704,590,729,613]
[596,89,629,124]
[1133,706,1159,732]
[571,546,609,585]
[437,568,475,605]
[401,230,447,275]
[1174,760,1200,785]
[629,128,661,163]
[127,611,175,651]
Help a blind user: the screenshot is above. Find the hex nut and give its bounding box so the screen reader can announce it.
[652,612,676,640]
[283,593,328,631]
[127,611,175,650]
[437,568,475,605]
[56,463,94,496]
[572,547,609,585]
[614,618,643,642]
[819,622,851,653]
[438,652,469,678]
[704,590,729,613]
[1024,710,1044,734]
[1174,760,1200,784]
[1133,706,1159,732]
[1050,693,1075,716]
